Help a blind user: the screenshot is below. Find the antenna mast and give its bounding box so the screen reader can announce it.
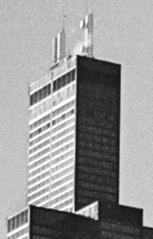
[80,13,94,57]
[52,1,67,64]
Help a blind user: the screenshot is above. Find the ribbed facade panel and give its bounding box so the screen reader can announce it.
[75,56,121,210]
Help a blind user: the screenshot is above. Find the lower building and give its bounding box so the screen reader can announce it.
[30,205,99,239]
[7,204,153,239]
[141,227,153,239]
[7,208,29,239]
[6,201,98,239]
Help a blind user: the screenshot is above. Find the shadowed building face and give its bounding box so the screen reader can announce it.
[30,206,100,239]
[30,205,143,239]
[75,56,121,210]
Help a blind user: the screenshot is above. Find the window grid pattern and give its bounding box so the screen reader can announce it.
[29,147,50,163]
[30,194,49,206]
[53,198,73,210]
[52,82,76,107]
[52,142,74,157]
[29,139,50,155]
[27,68,76,210]
[50,189,74,206]
[53,70,75,92]
[51,149,74,165]
[28,93,52,208]
[29,114,50,131]
[30,84,51,106]
[7,211,28,233]
[29,123,50,139]
[7,227,28,239]
[52,109,74,126]
[28,162,50,179]
[28,155,50,170]
[51,165,74,182]
[28,185,50,202]
[29,98,51,121]
[52,125,75,142]
[28,178,50,195]
[52,117,75,134]
[52,133,74,151]
[51,157,74,173]
[28,190,49,204]
[50,81,76,211]
[29,131,50,148]
[28,169,50,185]
[50,181,74,198]
[52,100,75,119]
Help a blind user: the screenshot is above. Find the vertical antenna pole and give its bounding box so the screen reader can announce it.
[86,13,94,57]
[52,36,58,64]
[80,13,94,57]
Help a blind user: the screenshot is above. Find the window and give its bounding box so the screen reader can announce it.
[29,123,50,139]
[29,114,50,131]
[53,70,75,92]
[30,84,51,106]
[7,210,28,233]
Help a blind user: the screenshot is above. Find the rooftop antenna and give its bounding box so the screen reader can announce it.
[78,0,94,57]
[80,12,94,57]
[57,0,67,61]
[52,1,67,64]
[52,35,58,64]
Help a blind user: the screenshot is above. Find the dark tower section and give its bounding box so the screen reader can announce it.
[30,206,99,239]
[75,56,121,210]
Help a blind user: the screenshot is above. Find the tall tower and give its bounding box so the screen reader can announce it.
[7,14,121,239]
[6,12,153,239]
[27,12,120,211]
[27,55,121,212]
[7,55,121,239]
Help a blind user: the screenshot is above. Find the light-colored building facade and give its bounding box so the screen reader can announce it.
[28,56,77,212]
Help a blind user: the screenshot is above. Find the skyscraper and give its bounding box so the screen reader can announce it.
[7,13,153,239]
[27,13,97,211]
[27,53,120,212]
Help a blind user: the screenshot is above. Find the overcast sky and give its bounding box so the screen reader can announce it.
[1,0,153,237]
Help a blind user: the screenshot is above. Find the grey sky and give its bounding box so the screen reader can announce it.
[1,0,153,237]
